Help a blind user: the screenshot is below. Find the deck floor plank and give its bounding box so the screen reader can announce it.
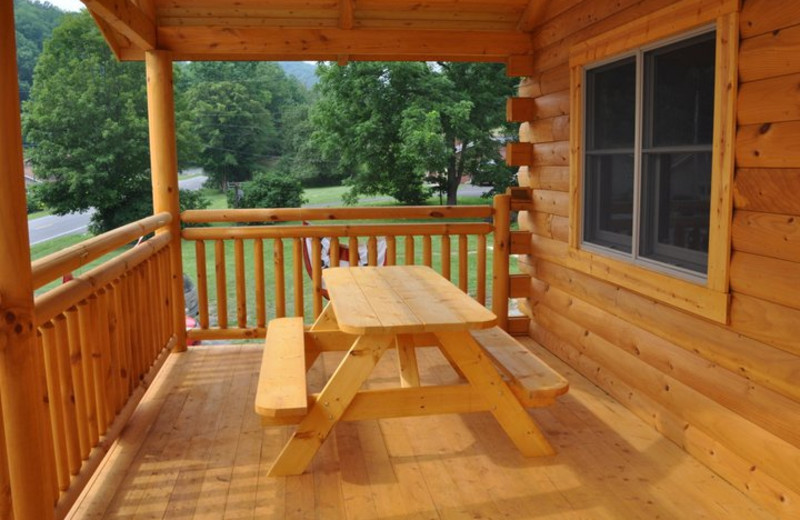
[68,341,776,520]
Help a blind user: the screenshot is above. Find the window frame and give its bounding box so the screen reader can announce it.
[568,0,738,324]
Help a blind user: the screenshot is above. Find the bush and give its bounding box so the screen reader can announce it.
[179,188,211,228]
[26,185,45,213]
[229,171,306,210]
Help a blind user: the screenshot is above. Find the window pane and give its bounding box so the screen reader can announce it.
[639,152,711,273]
[645,32,716,148]
[584,154,634,252]
[586,58,636,150]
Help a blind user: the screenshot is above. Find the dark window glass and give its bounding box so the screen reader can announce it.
[584,154,634,251]
[583,30,715,276]
[645,33,716,148]
[639,152,711,272]
[586,58,636,151]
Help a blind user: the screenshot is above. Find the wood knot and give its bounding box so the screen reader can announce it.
[758,123,771,134]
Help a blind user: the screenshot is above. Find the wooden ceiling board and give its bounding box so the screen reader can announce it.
[91,0,546,61]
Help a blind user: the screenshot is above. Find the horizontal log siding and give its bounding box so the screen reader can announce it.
[516,0,800,517]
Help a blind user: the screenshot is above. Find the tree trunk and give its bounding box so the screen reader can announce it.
[446,138,460,205]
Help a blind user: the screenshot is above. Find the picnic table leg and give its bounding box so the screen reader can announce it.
[435,331,555,457]
[395,334,420,387]
[268,334,394,476]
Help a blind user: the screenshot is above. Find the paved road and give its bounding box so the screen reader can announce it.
[28,174,209,246]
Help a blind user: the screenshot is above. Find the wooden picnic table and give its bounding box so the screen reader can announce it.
[265,265,561,476]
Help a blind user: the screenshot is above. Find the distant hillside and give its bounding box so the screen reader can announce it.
[278,61,318,89]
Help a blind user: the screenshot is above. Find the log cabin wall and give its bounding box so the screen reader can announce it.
[514,0,800,517]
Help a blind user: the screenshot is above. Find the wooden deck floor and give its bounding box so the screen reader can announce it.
[68,339,774,519]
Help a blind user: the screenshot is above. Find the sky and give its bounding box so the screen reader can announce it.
[48,0,84,12]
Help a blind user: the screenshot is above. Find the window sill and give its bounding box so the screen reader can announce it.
[565,245,730,324]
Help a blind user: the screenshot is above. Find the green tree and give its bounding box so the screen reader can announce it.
[311,62,517,205]
[14,0,64,104]
[182,61,310,189]
[23,11,152,233]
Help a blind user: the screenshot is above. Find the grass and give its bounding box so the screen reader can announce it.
[28,209,53,220]
[31,233,133,296]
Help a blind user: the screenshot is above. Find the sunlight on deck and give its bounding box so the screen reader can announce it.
[68,340,773,519]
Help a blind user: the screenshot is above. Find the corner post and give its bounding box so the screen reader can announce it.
[492,192,511,331]
[146,50,186,351]
[0,0,55,517]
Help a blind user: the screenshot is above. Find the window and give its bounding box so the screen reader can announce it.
[583,30,716,279]
[567,1,738,324]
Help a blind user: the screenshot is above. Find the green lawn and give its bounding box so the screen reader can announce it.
[28,209,53,220]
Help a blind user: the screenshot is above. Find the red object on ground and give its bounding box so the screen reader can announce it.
[185,315,200,346]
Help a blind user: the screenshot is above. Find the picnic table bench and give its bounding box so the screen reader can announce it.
[255,266,569,475]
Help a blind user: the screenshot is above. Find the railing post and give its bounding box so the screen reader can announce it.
[0,0,54,516]
[492,192,511,330]
[146,50,186,352]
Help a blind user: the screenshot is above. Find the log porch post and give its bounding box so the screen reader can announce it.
[492,193,511,331]
[146,50,187,351]
[0,0,54,517]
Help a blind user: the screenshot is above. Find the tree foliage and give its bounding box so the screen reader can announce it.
[180,62,310,190]
[311,62,518,205]
[23,11,152,233]
[14,0,63,104]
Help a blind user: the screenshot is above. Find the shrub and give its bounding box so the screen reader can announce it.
[229,171,306,210]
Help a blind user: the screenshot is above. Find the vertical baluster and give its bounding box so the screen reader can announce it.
[158,250,169,344]
[139,265,156,363]
[274,239,286,318]
[144,260,158,361]
[458,234,468,292]
[53,315,80,477]
[161,249,174,342]
[76,299,99,442]
[386,236,396,266]
[93,291,114,430]
[423,235,432,267]
[293,238,304,317]
[311,237,323,317]
[147,257,163,354]
[235,238,247,328]
[153,253,167,349]
[40,322,69,492]
[125,273,143,390]
[107,283,124,413]
[112,279,131,404]
[254,239,266,329]
[441,235,451,280]
[331,238,341,267]
[404,236,415,265]
[34,331,58,505]
[477,234,487,305]
[195,240,209,329]
[367,236,377,266]
[65,307,90,457]
[348,236,358,265]
[215,239,228,329]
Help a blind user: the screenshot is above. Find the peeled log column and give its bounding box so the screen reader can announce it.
[0,0,54,517]
[146,50,186,351]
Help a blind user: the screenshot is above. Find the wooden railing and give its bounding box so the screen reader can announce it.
[181,202,511,341]
[8,213,177,518]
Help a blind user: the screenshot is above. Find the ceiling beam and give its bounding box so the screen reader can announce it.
[157,27,532,59]
[517,0,547,32]
[339,0,354,30]
[82,0,156,50]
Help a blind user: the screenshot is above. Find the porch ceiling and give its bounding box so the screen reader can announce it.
[81,0,547,63]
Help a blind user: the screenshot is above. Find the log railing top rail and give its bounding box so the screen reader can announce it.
[182,222,494,240]
[31,212,172,290]
[181,205,493,224]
